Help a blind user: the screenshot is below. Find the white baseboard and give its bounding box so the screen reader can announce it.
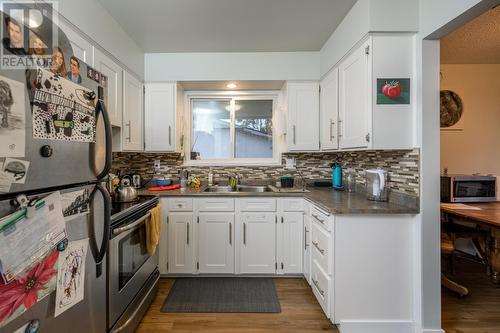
[338,320,415,333]
[422,329,445,333]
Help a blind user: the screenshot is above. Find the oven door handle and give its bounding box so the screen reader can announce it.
[113,212,151,236]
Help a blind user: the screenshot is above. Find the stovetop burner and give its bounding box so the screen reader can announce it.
[111,195,158,225]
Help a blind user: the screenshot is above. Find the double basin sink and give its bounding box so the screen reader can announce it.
[203,184,272,193]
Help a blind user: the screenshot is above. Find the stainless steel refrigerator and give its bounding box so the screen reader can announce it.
[0,6,112,333]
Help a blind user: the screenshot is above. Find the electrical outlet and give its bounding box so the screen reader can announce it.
[285,158,296,169]
[153,160,161,170]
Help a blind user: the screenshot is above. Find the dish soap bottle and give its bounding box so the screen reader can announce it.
[208,168,214,186]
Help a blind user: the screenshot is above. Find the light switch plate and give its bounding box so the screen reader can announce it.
[285,158,296,169]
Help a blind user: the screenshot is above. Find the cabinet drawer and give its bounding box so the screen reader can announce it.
[311,221,332,275]
[281,198,304,212]
[237,198,276,212]
[167,198,193,211]
[311,260,331,317]
[197,198,235,212]
[311,206,331,231]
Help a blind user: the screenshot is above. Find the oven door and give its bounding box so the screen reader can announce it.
[109,211,159,328]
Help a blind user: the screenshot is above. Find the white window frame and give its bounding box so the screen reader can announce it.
[184,90,282,166]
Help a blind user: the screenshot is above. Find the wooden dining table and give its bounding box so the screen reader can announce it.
[441,202,500,284]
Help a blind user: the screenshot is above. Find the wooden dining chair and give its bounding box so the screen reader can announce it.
[441,232,469,297]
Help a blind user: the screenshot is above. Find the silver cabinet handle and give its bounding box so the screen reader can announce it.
[312,240,325,254]
[113,212,150,235]
[229,222,232,245]
[338,119,342,138]
[243,222,246,245]
[293,125,296,145]
[125,120,131,142]
[168,126,172,145]
[304,227,309,250]
[312,214,325,224]
[312,278,325,296]
[330,119,335,141]
[187,222,189,245]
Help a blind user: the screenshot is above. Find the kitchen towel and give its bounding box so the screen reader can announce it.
[145,205,161,256]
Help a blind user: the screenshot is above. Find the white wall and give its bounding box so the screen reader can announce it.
[440,64,500,176]
[416,1,495,332]
[57,0,144,78]
[145,52,320,82]
[320,0,418,77]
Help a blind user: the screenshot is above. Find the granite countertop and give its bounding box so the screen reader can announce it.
[138,186,419,215]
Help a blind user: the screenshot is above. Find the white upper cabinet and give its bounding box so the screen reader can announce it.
[320,67,339,151]
[338,39,372,150]
[144,83,178,152]
[122,71,144,151]
[94,48,123,127]
[58,20,93,66]
[287,82,320,151]
[198,213,234,274]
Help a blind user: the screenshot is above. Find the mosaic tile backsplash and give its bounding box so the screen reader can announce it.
[112,149,420,196]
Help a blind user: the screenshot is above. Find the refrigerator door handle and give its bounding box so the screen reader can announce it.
[89,184,111,278]
[93,99,112,180]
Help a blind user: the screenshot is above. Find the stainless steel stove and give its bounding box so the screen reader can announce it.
[108,195,160,333]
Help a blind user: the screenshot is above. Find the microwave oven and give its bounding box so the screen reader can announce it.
[441,175,497,203]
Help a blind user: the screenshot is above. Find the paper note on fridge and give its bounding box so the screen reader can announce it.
[0,75,26,158]
[0,191,66,283]
[54,238,88,317]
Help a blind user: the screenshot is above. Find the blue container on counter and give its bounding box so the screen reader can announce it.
[332,163,343,189]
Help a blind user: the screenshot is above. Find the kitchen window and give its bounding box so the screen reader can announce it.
[187,93,279,165]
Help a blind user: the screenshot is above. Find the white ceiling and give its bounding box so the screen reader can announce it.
[441,5,500,64]
[97,0,357,53]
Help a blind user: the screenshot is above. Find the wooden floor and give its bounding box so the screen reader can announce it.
[136,277,338,333]
[442,260,500,333]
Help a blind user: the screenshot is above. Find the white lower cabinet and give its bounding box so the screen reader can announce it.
[198,213,234,274]
[237,212,276,274]
[278,212,303,274]
[167,213,195,274]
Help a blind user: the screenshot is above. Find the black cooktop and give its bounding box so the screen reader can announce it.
[111,195,158,225]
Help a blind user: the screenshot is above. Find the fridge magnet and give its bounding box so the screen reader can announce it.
[61,188,90,221]
[93,70,100,83]
[376,78,410,105]
[2,158,30,184]
[0,75,26,158]
[66,56,82,84]
[440,90,464,130]
[0,250,59,328]
[100,74,107,88]
[12,319,40,333]
[86,66,94,80]
[32,68,97,143]
[50,47,68,77]
[54,239,88,317]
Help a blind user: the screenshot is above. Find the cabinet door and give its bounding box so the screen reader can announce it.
[303,213,311,284]
[59,20,93,65]
[239,213,276,274]
[338,40,371,149]
[94,48,123,127]
[320,67,339,150]
[198,213,234,274]
[144,83,176,151]
[167,213,195,274]
[122,71,143,151]
[278,212,303,274]
[287,82,320,151]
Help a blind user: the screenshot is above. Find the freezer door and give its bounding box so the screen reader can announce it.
[0,14,111,195]
[0,184,109,333]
